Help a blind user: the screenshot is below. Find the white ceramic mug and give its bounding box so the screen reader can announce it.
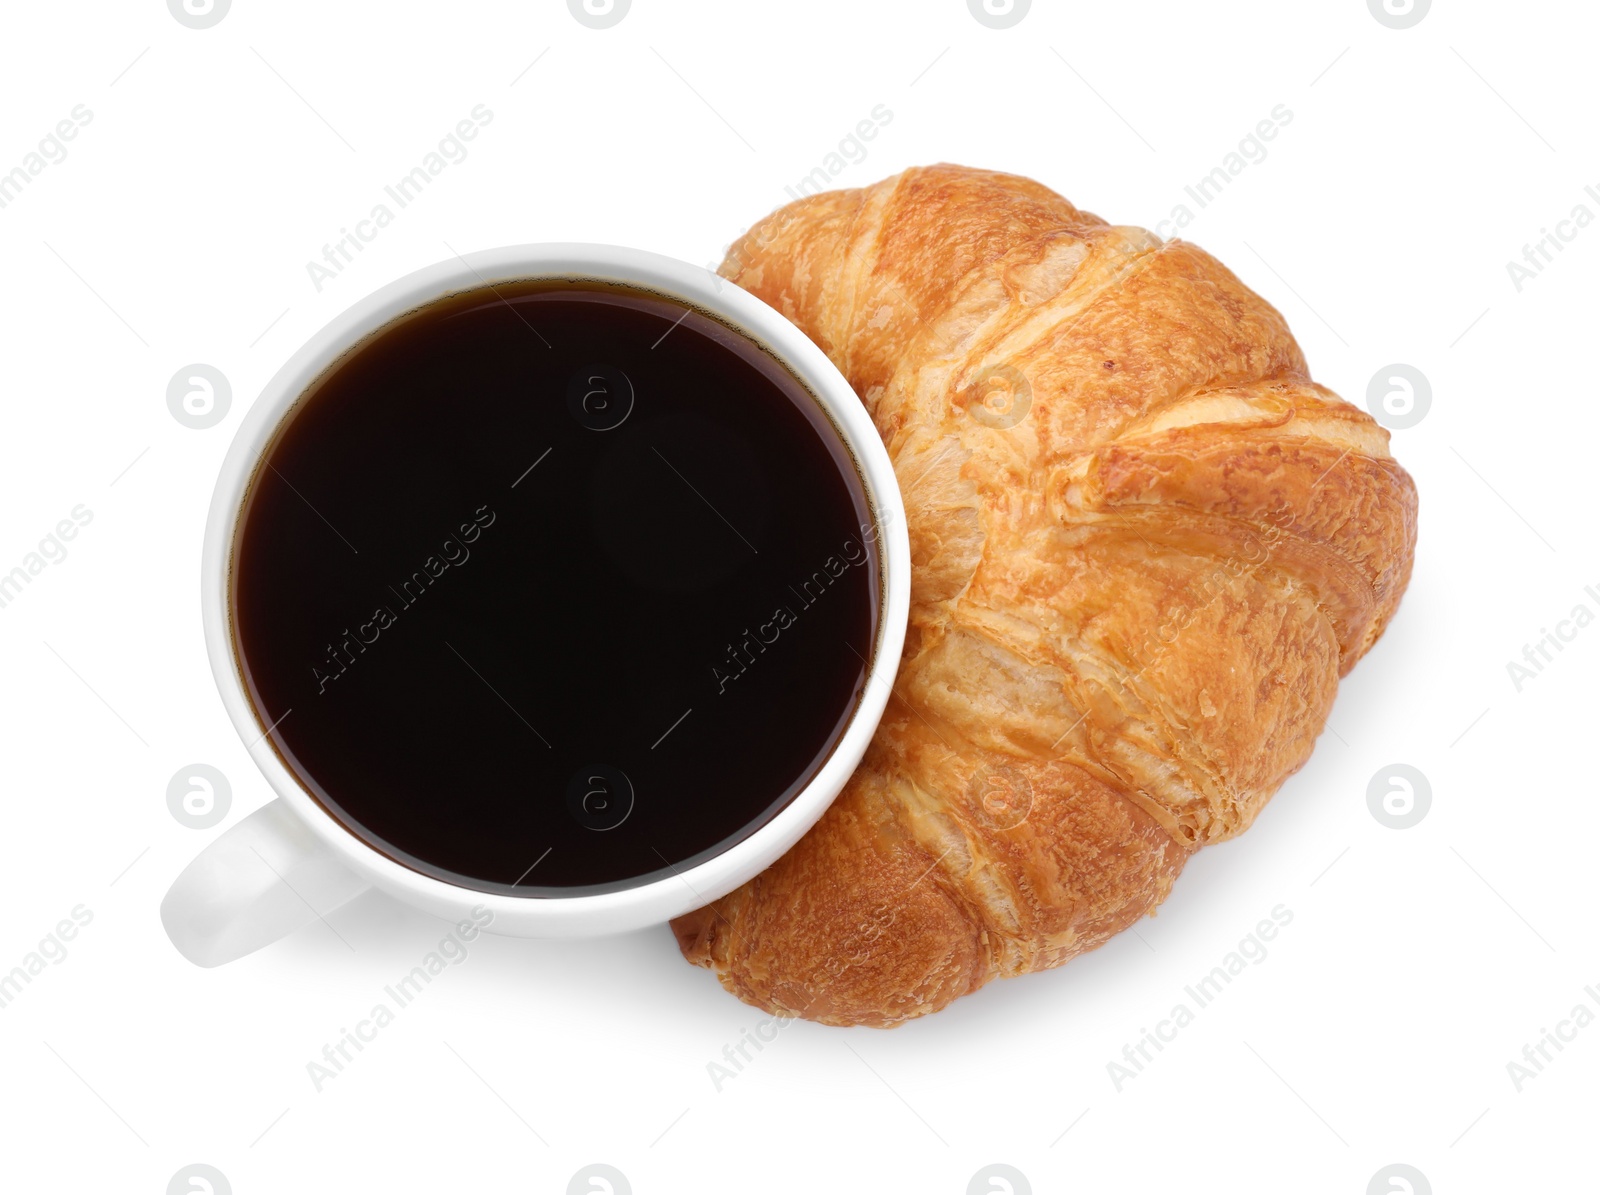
[161,244,910,967]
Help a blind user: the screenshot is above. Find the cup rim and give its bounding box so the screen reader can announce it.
[201,242,910,935]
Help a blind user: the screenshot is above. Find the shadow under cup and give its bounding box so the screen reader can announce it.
[228,278,885,898]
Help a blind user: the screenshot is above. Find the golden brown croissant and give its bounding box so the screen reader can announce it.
[672,164,1417,1027]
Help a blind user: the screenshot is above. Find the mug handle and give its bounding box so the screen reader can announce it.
[161,798,371,967]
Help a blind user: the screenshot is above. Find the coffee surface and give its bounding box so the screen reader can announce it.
[233,281,879,894]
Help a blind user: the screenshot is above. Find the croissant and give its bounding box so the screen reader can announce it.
[672,164,1416,1027]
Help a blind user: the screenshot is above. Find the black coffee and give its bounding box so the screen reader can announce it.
[233,280,880,895]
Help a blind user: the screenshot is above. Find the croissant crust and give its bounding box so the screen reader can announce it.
[672,165,1417,1027]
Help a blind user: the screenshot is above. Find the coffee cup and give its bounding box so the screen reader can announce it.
[161,244,910,966]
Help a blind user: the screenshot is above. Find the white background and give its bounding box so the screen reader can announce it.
[1,1,1594,1192]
